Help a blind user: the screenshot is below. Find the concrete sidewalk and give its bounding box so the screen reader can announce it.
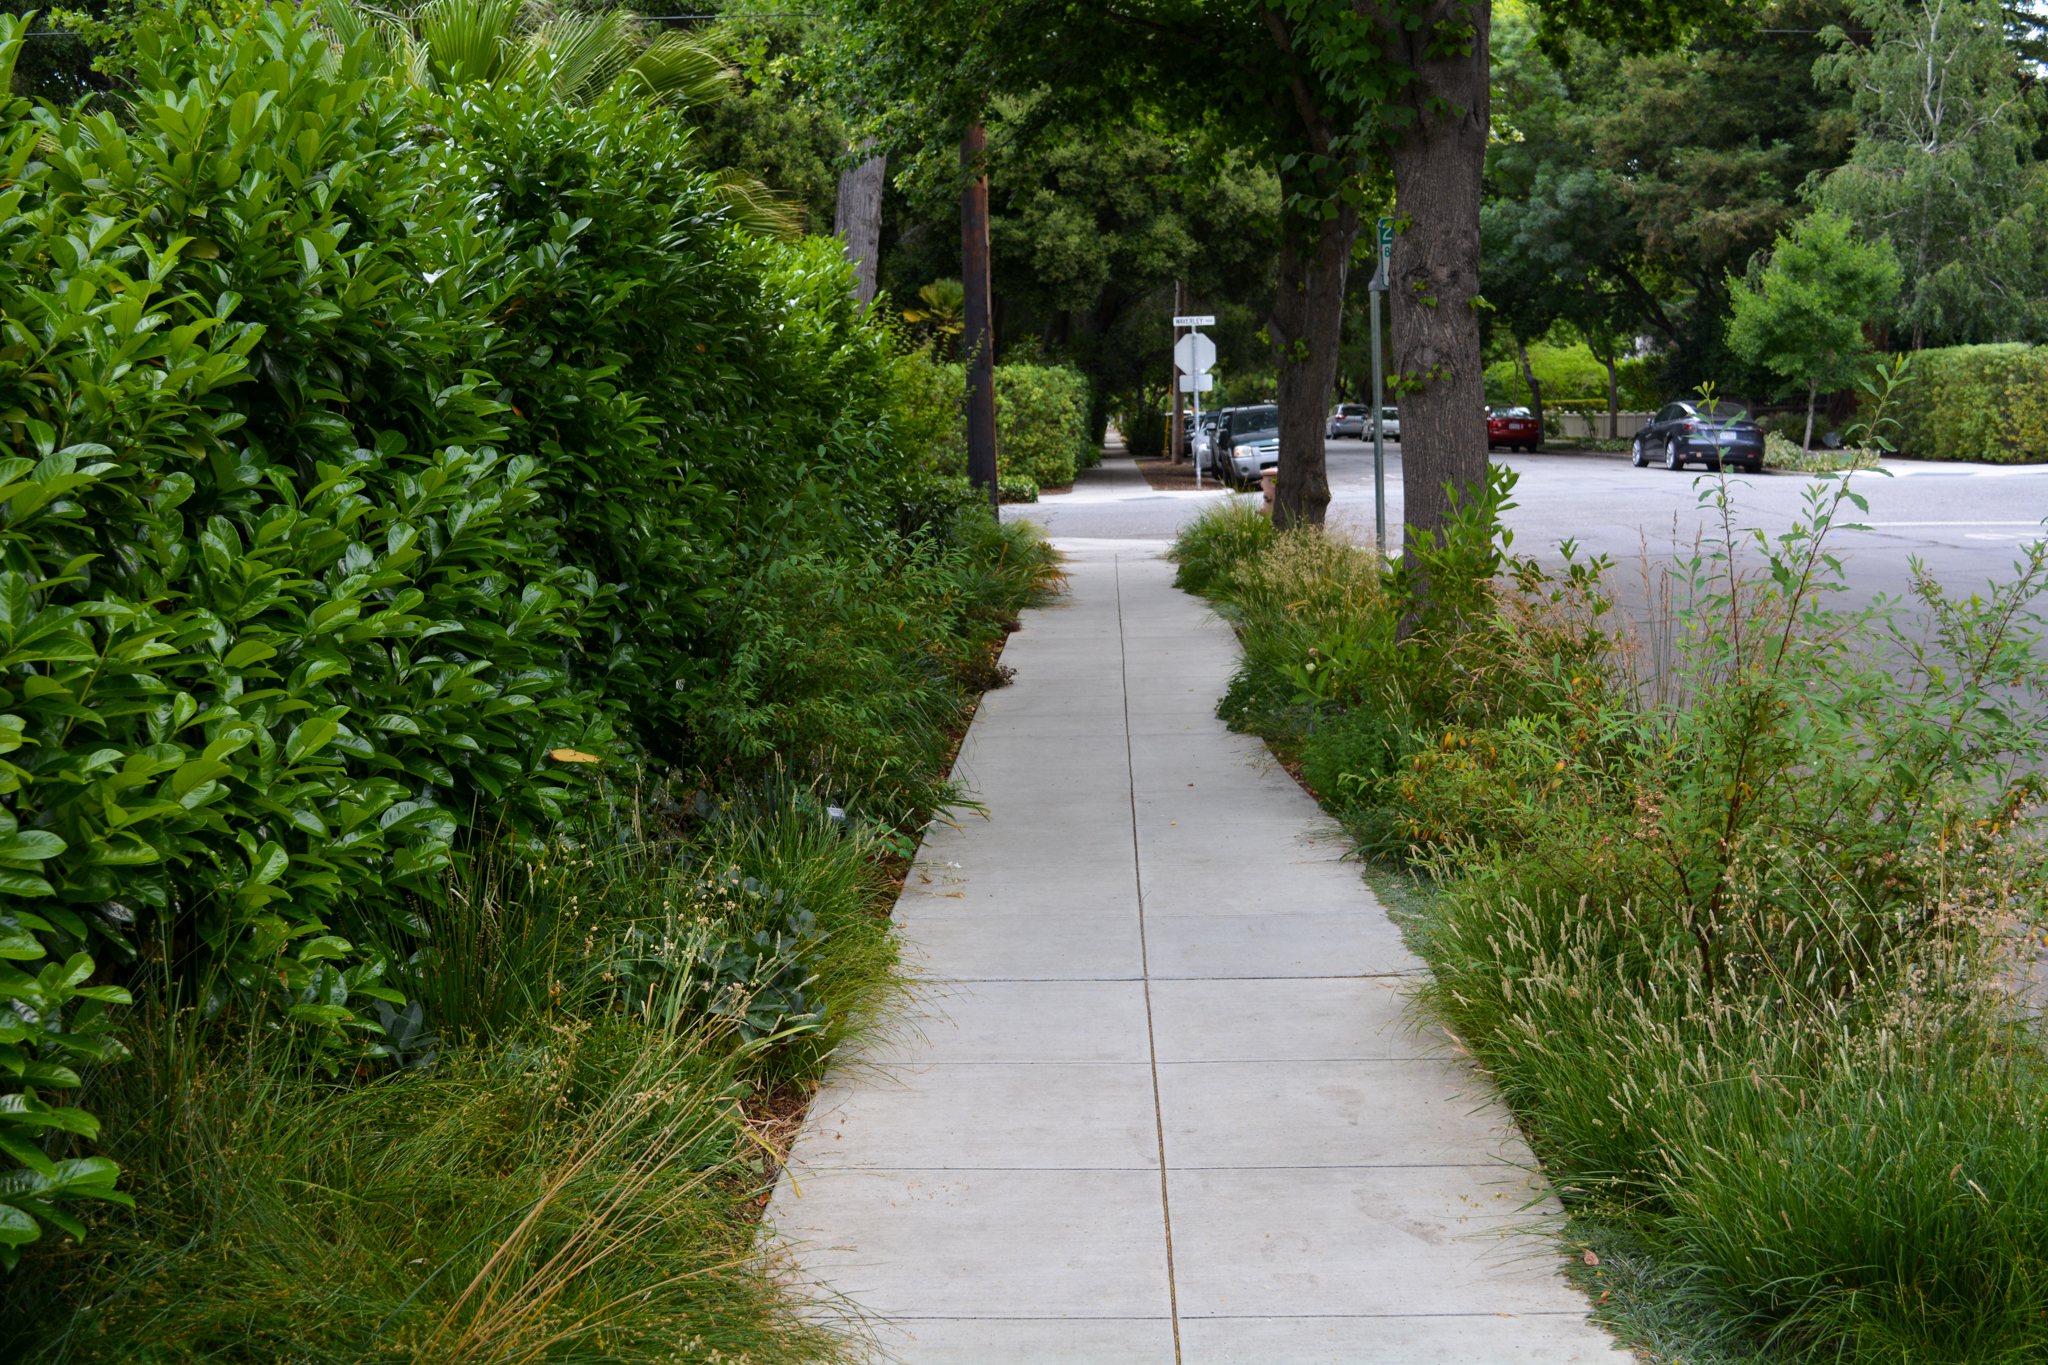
[764,543,1626,1364]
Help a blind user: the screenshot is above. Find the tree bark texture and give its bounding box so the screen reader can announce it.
[1515,336,1544,439]
[1268,206,1360,527]
[961,127,998,506]
[834,148,886,308]
[1258,4,1360,530]
[1171,280,1187,464]
[1375,1,1492,566]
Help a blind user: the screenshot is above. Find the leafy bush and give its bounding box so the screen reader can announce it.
[1879,342,2048,462]
[0,2,1060,1277]
[993,363,1091,487]
[1764,432,1881,470]
[919,361,1094,487]
[1168,494,1274,595]
[1119,399,1168,461]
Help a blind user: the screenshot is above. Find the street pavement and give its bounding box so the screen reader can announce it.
[1020,441,2048,611]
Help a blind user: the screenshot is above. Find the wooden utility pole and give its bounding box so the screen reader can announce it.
[1171,281,1187,463]
[961,125,998,507]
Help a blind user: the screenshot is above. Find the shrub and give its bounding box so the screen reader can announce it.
[994,363,1091,487]
[1764,432,1881,471]
[1168,495,1274,594]
[1298,704,1403,812]
[1119,398,1168,461]
[1879,343,2048,462]
[0,3,1059,1273]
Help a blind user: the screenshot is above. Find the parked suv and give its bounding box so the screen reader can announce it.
[1632,399,1764,472]
[1209,405,1280,485]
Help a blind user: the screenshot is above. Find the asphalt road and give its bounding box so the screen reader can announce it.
[1018,440,2048,612]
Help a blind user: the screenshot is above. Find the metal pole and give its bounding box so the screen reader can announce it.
[1192,321,1203,490]
[961,124,997,509]
[1370,275,1386,555]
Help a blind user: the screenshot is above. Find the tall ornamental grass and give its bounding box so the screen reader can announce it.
[1174,460,2048,1363]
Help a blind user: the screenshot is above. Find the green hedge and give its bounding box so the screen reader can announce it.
[1881,344,2048,462]
[0,4,1003,1258]
[927,361,1096,486]
[994,364,1091,487]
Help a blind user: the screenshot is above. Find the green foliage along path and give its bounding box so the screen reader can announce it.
[0,1,1055,1287]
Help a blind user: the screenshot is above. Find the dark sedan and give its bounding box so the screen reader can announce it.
[1633,400,1765,472]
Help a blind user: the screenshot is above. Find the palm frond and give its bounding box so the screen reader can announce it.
[706,168,804,241]
[319,0,374,51]
[514,12,640,105]
[621,31,738,109]
[415,0,522,87]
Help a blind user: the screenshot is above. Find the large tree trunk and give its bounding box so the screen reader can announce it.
[1603,354,1619,438]
[834,146,886,307]
[1268,207,1360,527]
[1378,1,1492,567]
[961,128,997,506]
[1515,337,1544,438]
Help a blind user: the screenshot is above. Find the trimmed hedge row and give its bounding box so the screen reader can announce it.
[1882,344,2048,462]
[924,361,1096,486]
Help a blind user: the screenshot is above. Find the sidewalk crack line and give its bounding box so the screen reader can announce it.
[1119,553,1182,1365]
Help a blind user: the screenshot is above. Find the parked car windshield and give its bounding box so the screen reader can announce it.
[1490,406,1531,418]
[1690,400,1750,423]
[1336,404,1366,416]
[1236,406,1280,435]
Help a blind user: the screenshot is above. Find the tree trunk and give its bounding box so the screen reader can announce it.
[1803,380,1818,449]
[1256,4,1358,530]
[1379,1,1492,568]
[1515,337,1544,440]
[1171,280,1187,464]
[1604,355,1619,438]
[834,146,886,308]
[961,127,997,506]
[1268,205,1361,528]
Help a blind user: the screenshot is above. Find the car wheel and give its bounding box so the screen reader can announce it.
[1632,435,1649,467]
[1664,438,1684,471]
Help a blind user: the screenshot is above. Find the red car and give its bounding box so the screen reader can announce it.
[1487,406,1542,452]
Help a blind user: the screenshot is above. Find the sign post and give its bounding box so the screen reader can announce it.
[1173,316,1217,489]
[1369,217,1393,554]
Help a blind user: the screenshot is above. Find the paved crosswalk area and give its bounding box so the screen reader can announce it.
[763,542,1629,1364]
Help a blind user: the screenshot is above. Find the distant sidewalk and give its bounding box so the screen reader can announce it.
[765,542,1628,1364]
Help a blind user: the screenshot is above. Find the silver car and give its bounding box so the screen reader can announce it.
[1326,403,1369,438]
[1328,404,1398,440]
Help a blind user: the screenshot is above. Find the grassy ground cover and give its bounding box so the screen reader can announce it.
[1173,475,2048,1364]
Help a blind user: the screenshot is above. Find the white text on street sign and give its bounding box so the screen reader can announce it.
[1172,315,1216,326]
